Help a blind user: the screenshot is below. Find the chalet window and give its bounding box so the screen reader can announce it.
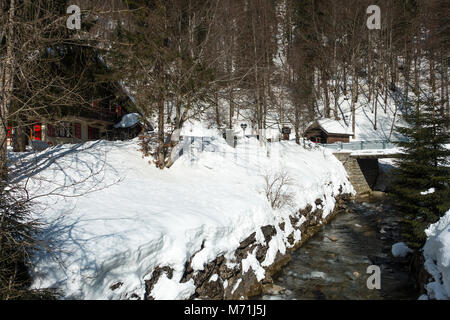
[59,123,72,138]
[88,126,100,140]
[74,123,82,139]
[47,124,55,137]
[48,122,72,138]
[57,125,65,137]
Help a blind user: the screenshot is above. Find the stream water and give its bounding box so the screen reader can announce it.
[260,196,419,300]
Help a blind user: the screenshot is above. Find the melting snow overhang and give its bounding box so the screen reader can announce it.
[114,113,141,129]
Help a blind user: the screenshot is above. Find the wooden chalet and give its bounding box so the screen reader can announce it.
[7,83,140,149]
[305,119,353,144]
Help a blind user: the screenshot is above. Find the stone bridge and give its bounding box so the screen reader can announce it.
[333,150,402,195]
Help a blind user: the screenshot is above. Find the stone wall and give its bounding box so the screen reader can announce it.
[333,152,375,195]
[143,194,351,300]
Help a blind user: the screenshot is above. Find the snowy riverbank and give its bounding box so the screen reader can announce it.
[422,209,450,300]
[10,135,353,299]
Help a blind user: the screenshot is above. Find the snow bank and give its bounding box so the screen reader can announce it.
[420,188,435,196]
[181,120,221,137]
[423,209,450,300]
[13,135,353,299]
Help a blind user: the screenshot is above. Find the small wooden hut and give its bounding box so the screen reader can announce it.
[305,119,353,144]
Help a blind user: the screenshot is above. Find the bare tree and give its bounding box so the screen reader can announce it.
[262,170,295,210]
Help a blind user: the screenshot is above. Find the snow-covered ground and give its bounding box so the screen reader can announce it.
[422,209,450,300]
[10,133,353,300]
[341,95,405,142]
[213,85,407,144]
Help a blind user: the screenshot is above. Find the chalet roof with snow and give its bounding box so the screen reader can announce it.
[308,119,353,136]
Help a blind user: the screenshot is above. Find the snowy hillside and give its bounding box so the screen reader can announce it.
[423,209,450,300]
[333,93,406,142]
[311,77,409,142]
[202,82,408,143]
[11,134,353,299]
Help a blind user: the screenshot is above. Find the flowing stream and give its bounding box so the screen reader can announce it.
[260,196,419,300]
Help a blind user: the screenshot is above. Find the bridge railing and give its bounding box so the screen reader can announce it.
[320,140,399,151]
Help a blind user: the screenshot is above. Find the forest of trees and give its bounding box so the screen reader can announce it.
[1,0,448,171]
[0,0,448,300]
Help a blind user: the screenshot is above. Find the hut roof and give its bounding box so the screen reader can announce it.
[308,119,353,136]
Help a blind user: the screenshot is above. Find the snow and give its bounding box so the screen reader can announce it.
[241,248,266,281]
[11,132,353,300]
[420,188,436,196]
[423,209,450,300]
[208,274,219,282]
[150,274,196,300]
[261,228,287,267]
[316,119,352,135]
[181,120,220,137]
[114,113,141,128]
[348,148,403,157]
[312,84,407,142]
[391,242,413,258]
[231,279,242,294]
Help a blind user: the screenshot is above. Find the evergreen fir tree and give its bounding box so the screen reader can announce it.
[391,94,450,249]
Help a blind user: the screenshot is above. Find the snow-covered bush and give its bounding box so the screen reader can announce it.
[262,170,295,210]
[422,209,450,300]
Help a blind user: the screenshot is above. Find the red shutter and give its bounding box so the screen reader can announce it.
[74,123,81,139]
[47,124,55,137]
[88,126,93,139]
[34,124,42,140]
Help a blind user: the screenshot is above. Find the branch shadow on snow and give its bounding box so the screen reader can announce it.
[9,141,103,183]
[31,207,130,297]
[8,141,122,199]
[7,141,127,296]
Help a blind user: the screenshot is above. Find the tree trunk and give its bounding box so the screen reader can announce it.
[0,0,16,185]
[164,112,185,169]
[157,98,165,169]
[374,89,378,130]
[214,92,221,129]
[252,14,263,142]
[294,108,300,145]
[343,64,348,96]
[229,87,234,129]
[12,124,28,153]
[322,69,330,118]
[351,60,357,138]
[404,51,411,115]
